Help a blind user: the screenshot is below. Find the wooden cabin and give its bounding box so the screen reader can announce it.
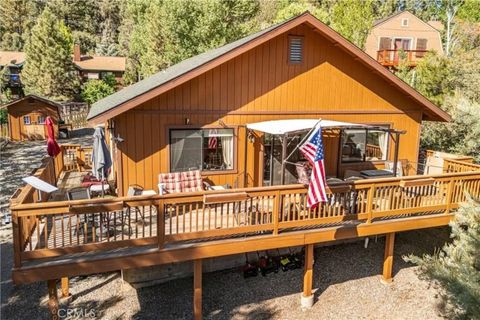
[3,95,60,141]
[87,12,450,196]
[15,14,479,320]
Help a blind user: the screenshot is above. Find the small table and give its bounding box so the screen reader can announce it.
[360,169,394,179]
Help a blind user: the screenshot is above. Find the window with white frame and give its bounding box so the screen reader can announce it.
[169,128,234,172]
[401,18,409,27]
[23,116,31,125]
[341,128,389,162]
[38,115,46,124]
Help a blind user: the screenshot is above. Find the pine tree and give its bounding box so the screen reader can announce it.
[405,198,480,319]
[95,0,122,56]
[0,0,42,50]
[22,8,80,101]
[47,0,101,53]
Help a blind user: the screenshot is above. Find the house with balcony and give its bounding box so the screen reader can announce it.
[9,13,480,319]
[365,11,444,67]
[0,51,26,97]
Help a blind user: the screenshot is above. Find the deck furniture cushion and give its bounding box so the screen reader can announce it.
[181,170,204,192]
[158,172,182,194]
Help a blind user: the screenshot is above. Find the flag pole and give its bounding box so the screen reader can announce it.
[283,118,322,164]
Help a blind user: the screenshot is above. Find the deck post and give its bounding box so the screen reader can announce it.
[381,233,395,284]
[157,202,165,249]
[301,244,314,308]
[61,277,70,298]
[280,133,288,185]
[12,210,22,268]
[193,259,202,320]
[47,279,59,320]
[393,132,401,177]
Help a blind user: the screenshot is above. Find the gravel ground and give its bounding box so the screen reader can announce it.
[1,226,452,320]
[0,128,93,207]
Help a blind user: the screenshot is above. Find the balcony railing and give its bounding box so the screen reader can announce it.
[376,50,428,67]
[9,152,480,269]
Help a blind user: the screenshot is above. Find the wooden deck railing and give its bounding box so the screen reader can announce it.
[59,144,93,172]
[10,156,60,261]
[10,170,480,268]
[376,49,427,67]
[366,144,383,159]
[444,159,480,173]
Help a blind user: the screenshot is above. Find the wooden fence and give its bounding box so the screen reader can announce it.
[62,112,88,129]
[0,123,8,139]
[10,169,480,267]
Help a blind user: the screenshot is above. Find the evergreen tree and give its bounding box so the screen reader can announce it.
[95,0,122,56]
[22,8,80,101]
[48,0,101,53]
[405,198,480,319]
[0,0,42,50]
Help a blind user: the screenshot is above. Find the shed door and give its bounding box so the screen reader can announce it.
[24,124,45,140]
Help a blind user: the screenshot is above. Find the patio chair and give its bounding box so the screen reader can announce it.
[158,170,212,194]
[126,184,147,223]
[66,187,93,235]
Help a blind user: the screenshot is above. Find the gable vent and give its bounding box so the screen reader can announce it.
[289,36,303,64]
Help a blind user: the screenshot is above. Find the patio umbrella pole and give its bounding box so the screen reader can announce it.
[283,118,322,164]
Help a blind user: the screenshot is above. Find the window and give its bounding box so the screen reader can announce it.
[288,36,303,64]
[415,38,428,57]
[170,129,234,172]
[379,37,392,50]
[87,72,99,79]
[23,116,31,125]
[401,18,409,27]
[38,116,46,124]
[341,128,389,163]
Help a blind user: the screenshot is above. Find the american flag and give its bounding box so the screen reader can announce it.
[299,127,327,208]
[208,129,218,149]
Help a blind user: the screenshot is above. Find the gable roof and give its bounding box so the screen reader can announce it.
[75,56,126,72]
[1,94,62,110]
[373,10,441,32]
[88,12,451,123]
[0,51,26,66]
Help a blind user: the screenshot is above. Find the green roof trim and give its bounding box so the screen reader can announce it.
[87,18,294,121]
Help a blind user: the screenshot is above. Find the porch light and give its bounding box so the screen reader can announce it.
[247,130,255,143]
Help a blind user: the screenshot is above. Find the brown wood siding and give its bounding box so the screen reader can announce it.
[114,24,423,195]
[7,99,60,141]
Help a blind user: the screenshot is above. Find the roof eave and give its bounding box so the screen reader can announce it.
[87,12,450,124]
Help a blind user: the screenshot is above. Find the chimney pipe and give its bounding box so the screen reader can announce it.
[73,44,81,62]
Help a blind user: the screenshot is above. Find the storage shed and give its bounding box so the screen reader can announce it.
[3,95,61,141]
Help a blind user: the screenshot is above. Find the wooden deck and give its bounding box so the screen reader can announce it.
[8,150,480,319]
